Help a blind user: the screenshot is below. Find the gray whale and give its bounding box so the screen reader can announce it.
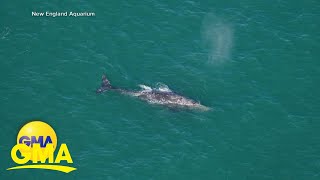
[96,74,209,111]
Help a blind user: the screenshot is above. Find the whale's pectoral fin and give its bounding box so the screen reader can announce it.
[96,74,112,94]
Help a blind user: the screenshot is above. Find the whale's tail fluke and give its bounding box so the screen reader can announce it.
[96,74,112,94]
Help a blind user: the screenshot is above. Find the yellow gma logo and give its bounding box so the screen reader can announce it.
[7,121,76,173]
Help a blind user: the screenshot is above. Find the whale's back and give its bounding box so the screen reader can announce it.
[137,90,197,106]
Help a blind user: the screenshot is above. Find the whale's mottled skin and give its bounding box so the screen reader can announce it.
[96,75,209,111]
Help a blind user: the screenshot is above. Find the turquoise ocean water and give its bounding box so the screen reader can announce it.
[1,0,319,179]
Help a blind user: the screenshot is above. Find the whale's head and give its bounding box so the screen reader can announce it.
[191,101,211,111]
[182,99,210,111]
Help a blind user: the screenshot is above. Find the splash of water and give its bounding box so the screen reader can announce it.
[1,27,11,39]
[138,83,172,92]
[138,84,152,92]
[202,14,234,63]
[155,83,172,92]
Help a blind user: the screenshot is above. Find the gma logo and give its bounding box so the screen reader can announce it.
[19,135,53,147]
[7,121,76,173]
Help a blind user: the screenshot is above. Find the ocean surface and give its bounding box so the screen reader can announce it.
[0,0,319,179]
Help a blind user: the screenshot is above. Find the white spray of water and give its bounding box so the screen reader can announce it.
[155,83,172,92]
[139,84,152,91]
[138,83,172,93]
[202,14,234,63]
[138,83,172,92]
[1,27,11,39]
